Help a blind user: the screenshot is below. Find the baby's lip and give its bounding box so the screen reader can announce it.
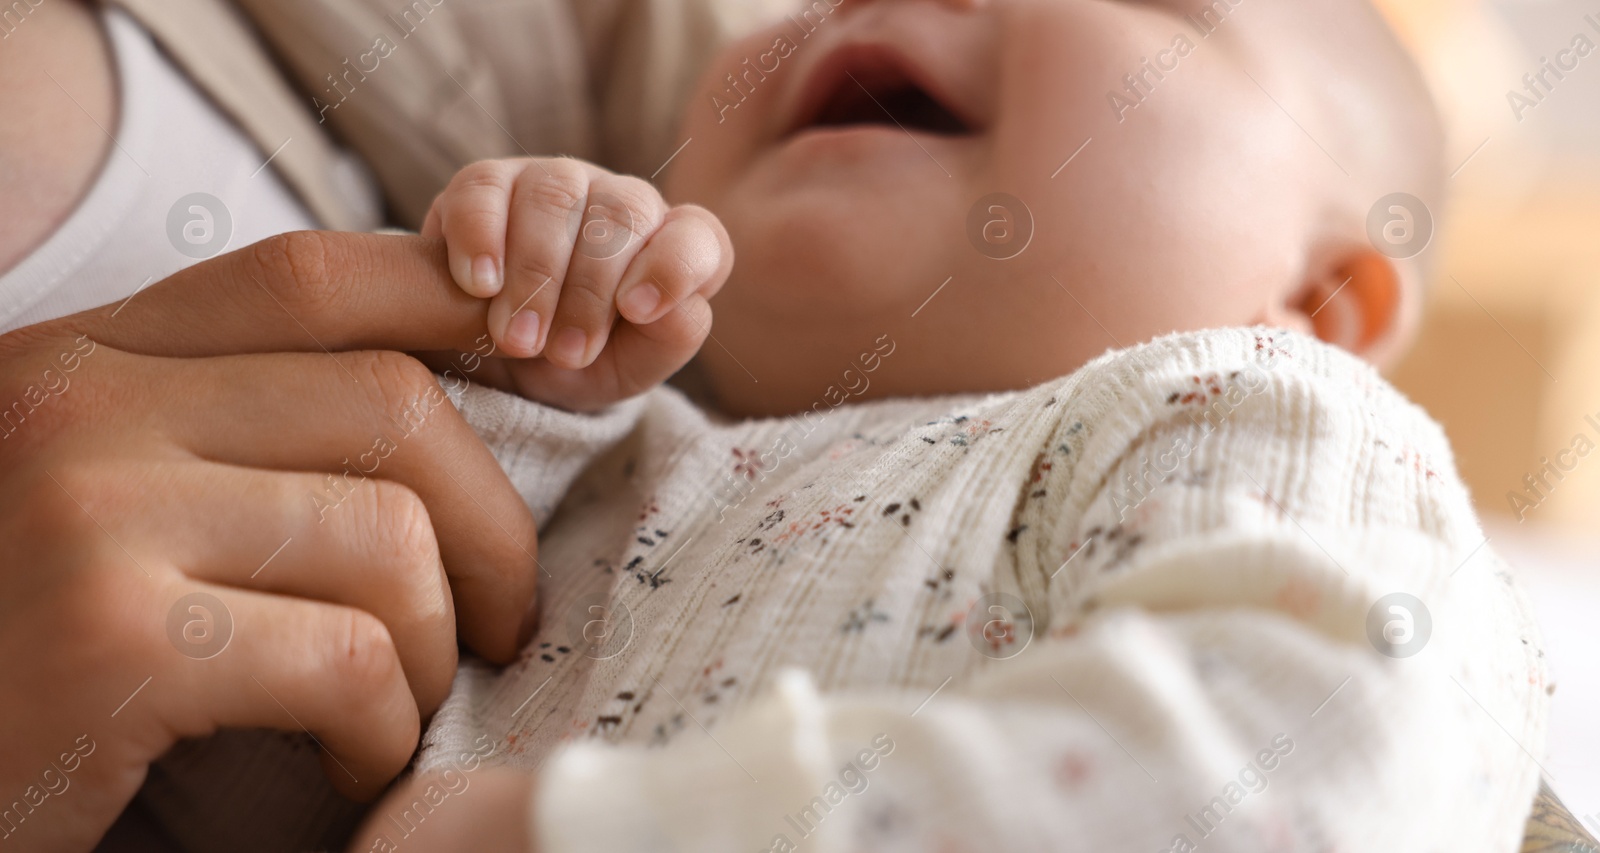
[783,38,981,140]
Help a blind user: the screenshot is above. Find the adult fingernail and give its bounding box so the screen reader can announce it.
[550,327,588,367]
[619,282,661,321]
[507,310,541,354]
[471,255,501,295]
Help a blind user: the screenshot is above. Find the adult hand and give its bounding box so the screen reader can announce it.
[0,232,539,851]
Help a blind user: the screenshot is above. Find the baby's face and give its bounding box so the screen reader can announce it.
[665,0,1361,416]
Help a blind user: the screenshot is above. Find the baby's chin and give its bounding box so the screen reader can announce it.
[700,355,1097,421]
[719,221,945,319]
[695,304,1125,420]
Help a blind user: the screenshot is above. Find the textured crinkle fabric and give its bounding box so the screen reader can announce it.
[416,326,1547,853]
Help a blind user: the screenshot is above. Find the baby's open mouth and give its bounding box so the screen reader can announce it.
[788,43,976,138]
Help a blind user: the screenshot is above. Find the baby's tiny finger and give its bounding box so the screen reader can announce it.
[437,160,518,298]
[609,292,715,397]
[492,159,594,358]
[543,174,666,370]
[615,205,732,326]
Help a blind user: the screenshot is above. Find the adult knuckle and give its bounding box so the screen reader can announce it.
[351,351,440,424]
[330,608,403,697]
[395,556,452,649]
[367,480,437,565]
[401,566,452,642]
[248,231,343,316]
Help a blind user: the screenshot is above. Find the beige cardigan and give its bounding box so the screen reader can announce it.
[103,0,791,230]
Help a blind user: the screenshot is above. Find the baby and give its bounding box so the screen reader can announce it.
[372,0,1545,851]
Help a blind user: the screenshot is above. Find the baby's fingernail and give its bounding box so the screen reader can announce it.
[471,255,501,295]
[507,310,541,354]
[549,326,588,367]
[619,283,662,321]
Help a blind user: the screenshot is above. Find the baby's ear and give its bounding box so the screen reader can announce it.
[1285,247,1407,364]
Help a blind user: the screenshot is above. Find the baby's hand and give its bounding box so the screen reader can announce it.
[422,158,732,411]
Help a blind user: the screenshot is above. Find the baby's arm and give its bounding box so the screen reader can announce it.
[424,157,732,413]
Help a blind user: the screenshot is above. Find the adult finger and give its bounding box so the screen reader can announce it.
[156,582,421,802]
[142,349,542,664]
[149,459,458,717]
[58,232,490,359]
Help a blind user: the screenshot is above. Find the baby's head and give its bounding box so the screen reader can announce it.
[664,0,1443,417]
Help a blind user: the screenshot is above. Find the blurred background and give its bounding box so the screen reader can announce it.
[1376,0,1600,828]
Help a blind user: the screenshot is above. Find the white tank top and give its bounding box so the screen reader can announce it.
[0,8,378,334]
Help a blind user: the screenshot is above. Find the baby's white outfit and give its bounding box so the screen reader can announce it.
[409,327,1547,853]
